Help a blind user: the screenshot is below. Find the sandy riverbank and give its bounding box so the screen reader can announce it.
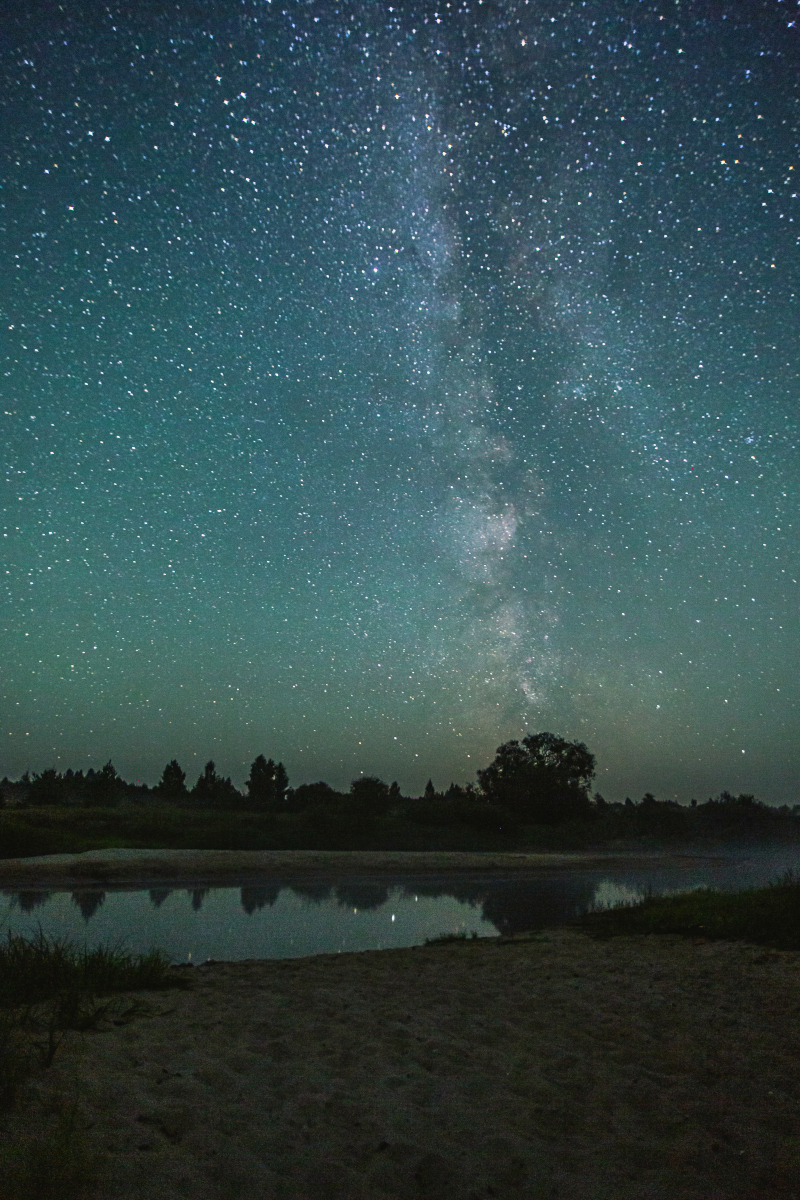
[6,927,799,1199]
[0,847,725,890]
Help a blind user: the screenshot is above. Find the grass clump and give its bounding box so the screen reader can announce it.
[424,930,480,945]
[579,871,800,949]
[0,929,188,1107]
[0,929,190,1197]
[0,929,182,1012]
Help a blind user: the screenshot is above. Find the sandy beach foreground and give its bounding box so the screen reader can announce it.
[0,846,725,890]
[3,850,799,1197]
[7,924,800,1199]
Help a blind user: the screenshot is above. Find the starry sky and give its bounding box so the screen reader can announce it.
[2,1,798,804]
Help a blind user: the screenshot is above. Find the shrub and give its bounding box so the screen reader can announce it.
[0,816,83,859]
[452,800,518,833]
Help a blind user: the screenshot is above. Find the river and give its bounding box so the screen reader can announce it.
[0,844,796,962]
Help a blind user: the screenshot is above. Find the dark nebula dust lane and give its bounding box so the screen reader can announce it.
[2,1,798,802]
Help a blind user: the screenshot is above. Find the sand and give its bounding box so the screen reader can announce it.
[0,846,724,890]
[7,926,800,1199]
[3,850,798,1197]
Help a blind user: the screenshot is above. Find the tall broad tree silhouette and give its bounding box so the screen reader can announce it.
[477,733,596,825]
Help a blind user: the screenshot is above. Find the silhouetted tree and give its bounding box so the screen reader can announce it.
[192,760,241,809]
[28,768,67,806]
[158,759,187,800]
[247,754,271,804]
[85,761,122,806]
[350,775,390,814]
[718,790,760,808]
[246,755,289,809]
[477,732,596,824]
[274,762,289,802]
[389,781,402,805]
[424,779,436,802]
[193,761,215,804]
[288,781,341,811]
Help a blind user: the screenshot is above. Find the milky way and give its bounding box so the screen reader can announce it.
[2,1,798,802]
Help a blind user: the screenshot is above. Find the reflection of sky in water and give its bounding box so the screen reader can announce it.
[589,881,647,911]
[590,879,713,911]
[0,885,497,962]
[1,848,797,962]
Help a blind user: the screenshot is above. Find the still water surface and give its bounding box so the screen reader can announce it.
[1,846,796,962]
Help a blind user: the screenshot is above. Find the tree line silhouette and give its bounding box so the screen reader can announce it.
[2,733,797,834]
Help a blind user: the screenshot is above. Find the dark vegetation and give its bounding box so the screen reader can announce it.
[0,930,188,1198]
[1,734,798,859]
[579,871,800,950]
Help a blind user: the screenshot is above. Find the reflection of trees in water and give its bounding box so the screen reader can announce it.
[149,888,172,908]
[7,890,52,913]
[282,873,591,932]
[71,890,105,920]
[397,873,598,935]
[240,885,281,914]
[289,883,333,905]
[333,882,390,911]
[186,887,209,912]
[398,879,484,908]
[478,875,598,934]
[287,881,393,911]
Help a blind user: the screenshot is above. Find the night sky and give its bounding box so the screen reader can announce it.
[3,1,798,804]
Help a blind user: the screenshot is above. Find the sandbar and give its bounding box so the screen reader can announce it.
[0,846,725,889]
